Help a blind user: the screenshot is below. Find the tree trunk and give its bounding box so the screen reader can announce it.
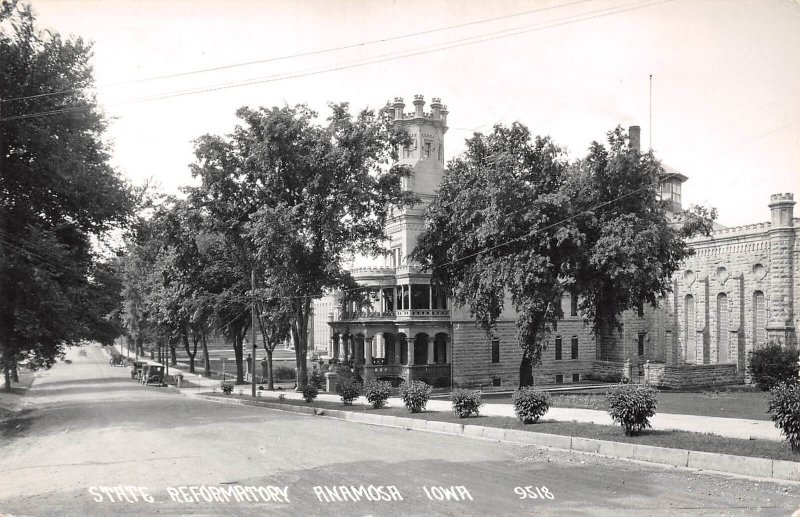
[182,328,196,374]
[519,350,533,387]
[265,349,274,390]
[201,331,211,377]
[293,297,311,390]
[170,343,177,366]
[11,358,19,382]
[233,325,245,384]
[3,362,11,392]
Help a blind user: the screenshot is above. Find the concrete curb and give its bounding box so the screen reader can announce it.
[188,393,799,483]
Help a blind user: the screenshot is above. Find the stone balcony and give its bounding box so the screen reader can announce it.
[329,308,449,322]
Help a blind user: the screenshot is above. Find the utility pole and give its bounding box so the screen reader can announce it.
[649,74,653,151]
[251,268,257,397]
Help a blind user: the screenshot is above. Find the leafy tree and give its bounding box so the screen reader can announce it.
[189,103,416,389]
[413,123,577,386]
[414,124,714,386]
[563,127,715,354]
[254,294,291,390]
[0,2,133,389]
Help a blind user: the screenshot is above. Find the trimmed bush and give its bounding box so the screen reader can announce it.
[512,387,551,424]
[338,380,360,405]
[450,389,483,418]
[747,343,799,391]
[220,381,234,395]
[364,380,392,409]
[604,384,658,436]
[768,382,800,453]
[301,384,318,403]
[308,368,323,390]
[400,380,432,413]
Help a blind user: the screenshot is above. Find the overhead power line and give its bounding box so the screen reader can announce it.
[0,0,673,123]
[3,0,592,104]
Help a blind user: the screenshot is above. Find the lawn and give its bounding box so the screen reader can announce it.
[205,392,798,463]
[543,387,772,421]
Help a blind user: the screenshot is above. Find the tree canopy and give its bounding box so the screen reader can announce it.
[184,102,417,387]
[0,2,134,388]
[413,123,714,385]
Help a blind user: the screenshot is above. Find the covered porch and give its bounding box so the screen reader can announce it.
[330,330,451,387]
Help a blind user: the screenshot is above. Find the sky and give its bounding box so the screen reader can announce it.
[27,0,800,227]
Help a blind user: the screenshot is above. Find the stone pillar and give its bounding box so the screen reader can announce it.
[395,335,402,365]
[365,337,373,366]
[767,193,796,347]
[406,337,414,367]
[429,285,433,310]
[331,335,339,361]
[427,336,435,365]
[343,334,350,362]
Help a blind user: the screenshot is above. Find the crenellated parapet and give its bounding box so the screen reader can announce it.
[390,95,448,127]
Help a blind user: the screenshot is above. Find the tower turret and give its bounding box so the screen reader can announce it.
[413,94,425,117]
[392,97,405,121]
[766,193,796,347]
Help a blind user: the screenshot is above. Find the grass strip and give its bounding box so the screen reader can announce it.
[204,391,796,463]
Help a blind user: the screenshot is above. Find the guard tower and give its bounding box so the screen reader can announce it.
[387,95,449,267]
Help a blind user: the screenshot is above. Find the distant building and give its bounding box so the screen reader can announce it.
[312,96,797,388]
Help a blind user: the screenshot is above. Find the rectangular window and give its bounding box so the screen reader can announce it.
[555,337,562,360]
[555,374,563,384]
[491,339,500,364]
[424,141,432,158]
[492,378,501,387]
[571,336,578,359]
[572,373,580,382]
[638,333,645,356]
[637,302,644,318]
[570,293,578,317]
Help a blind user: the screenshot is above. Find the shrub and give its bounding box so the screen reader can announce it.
[273,365,296,381]
[338,380,360,405]
[301,384,318,403]
[768,382,800,453]
[400,380,432,412]
[747,343,799,391]
[220,381,234,395]
[512,387,551,424]
[450,389,483,418]
[308,368,323,390]
[364,380,392,409]
[604,384,658,436]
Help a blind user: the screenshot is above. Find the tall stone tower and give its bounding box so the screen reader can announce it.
[385,95,448,267]
[766,193,796,347]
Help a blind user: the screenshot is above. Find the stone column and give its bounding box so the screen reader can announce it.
[766,193,796,347]
[331,335,339,361]
[406,336,414,367]
[365,337,373,366]
[395,334,402,365]
[427,336,435,364]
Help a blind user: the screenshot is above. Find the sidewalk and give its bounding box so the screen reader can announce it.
[111,345,783,442]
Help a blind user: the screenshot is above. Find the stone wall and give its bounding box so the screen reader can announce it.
[451,321,522,388]
[643,362,739,389]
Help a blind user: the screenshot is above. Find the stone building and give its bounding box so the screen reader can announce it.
[313,95,797,389]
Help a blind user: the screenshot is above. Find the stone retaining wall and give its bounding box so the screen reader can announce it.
[643,362,739,389]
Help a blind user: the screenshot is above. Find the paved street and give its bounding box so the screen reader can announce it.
[1,345,799,516]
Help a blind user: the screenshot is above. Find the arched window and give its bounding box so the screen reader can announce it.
[753,291,766,348]
[684,295,696,364]
[717,293,729,363]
